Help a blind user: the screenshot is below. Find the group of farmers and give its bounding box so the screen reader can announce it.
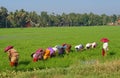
[31,43,72,62]
[4,38,109,67]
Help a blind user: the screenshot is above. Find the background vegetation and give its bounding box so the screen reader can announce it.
[0,6,120,28]
[0,26,120,78]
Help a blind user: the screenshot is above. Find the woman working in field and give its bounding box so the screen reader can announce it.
[31,48,44,62]
[75,44,84,52]
[62,43,72,54]
[4,46,19,67]
[101,38,109,56]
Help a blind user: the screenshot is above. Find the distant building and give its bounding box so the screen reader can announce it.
[25,21,32,27]
[108,19,120,26]
[107,22,114,26]
[116,19,120,25]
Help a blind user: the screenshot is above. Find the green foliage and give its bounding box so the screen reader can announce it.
[1,6,120,28]
[0,26,120,78]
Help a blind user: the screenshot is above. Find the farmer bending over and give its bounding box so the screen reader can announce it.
[55,45,65,56]
[85,43,92,49]
[62,43,72,54]
[75,44,84,52]
[91,42,97,48]
[31,48,44,62]
[43,48,51,60]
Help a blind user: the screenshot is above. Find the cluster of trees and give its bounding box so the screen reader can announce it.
[0,6,120,28]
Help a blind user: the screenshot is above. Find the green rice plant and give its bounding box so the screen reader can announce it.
[0,26,120,77]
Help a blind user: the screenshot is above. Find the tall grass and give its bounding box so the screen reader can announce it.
[1,60,120,78]
[0,26,120,77]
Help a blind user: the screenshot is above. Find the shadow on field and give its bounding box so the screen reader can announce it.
[109,51,116,56]
[19,60,30,65]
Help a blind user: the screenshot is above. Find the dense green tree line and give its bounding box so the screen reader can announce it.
[0,6,120,28]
